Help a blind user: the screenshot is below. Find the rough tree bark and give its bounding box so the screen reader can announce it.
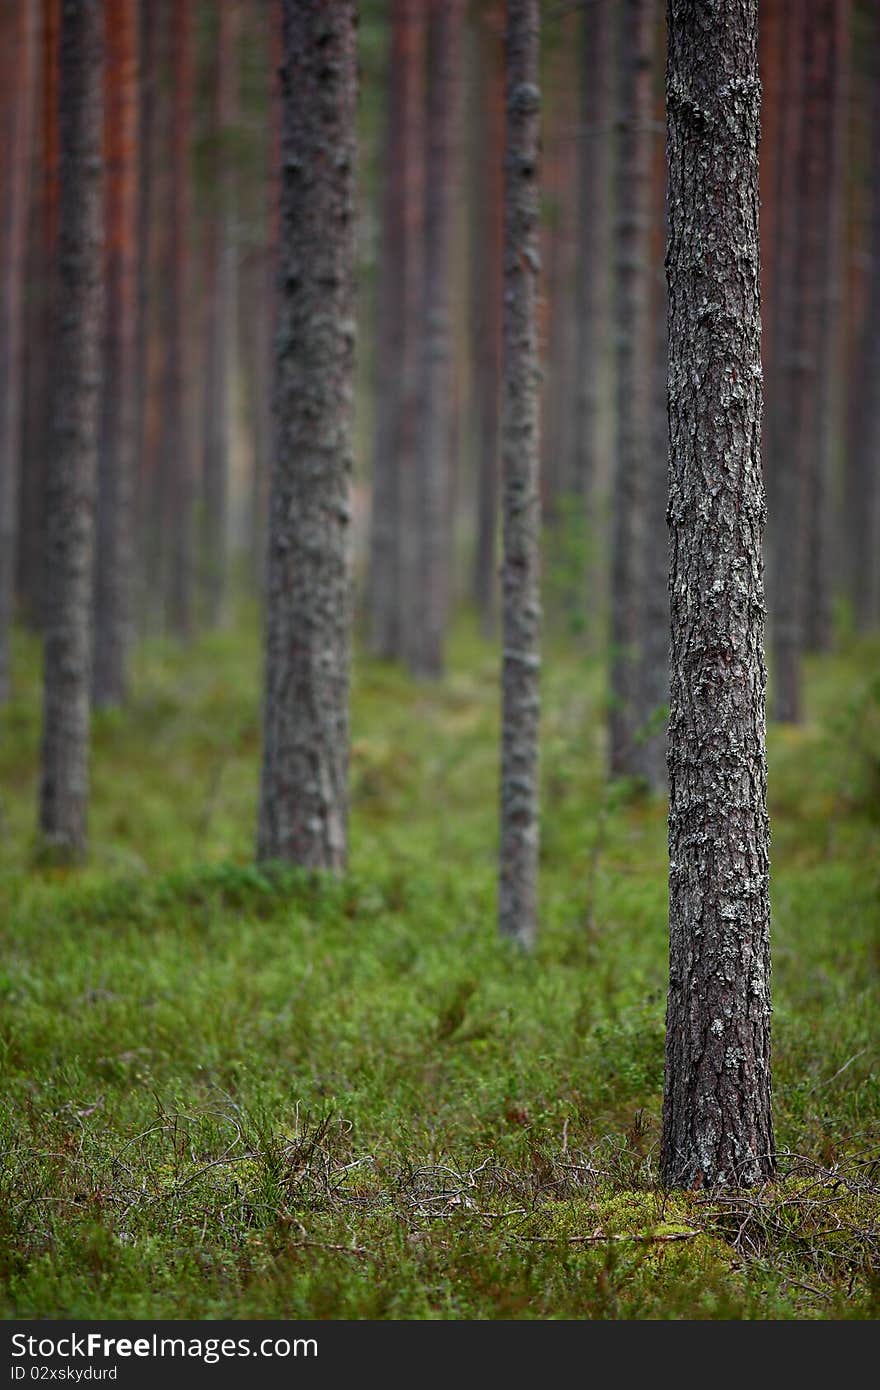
[408,0,463,678]
[662,0,774,1188]
[469,0,504,636]
[257,0,357,870]
[0,0,38,700]
[367,0,424,662]
[609,0,656,778]
[498,0,541,948]
[202,0,239,628]
[39,0,104,861]
[93,0,138,708]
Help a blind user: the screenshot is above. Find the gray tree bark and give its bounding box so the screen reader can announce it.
[0,0,38,701]
[498,0,541,948]
[408,0,463,679]
[609,0,656,778]
[662,0,774,1188]
[201,0,239,629]
[94,0,139,709]
[39,0,104,861]
[257,0,357,871]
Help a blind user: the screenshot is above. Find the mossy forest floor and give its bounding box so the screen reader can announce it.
[1,613,878,1318]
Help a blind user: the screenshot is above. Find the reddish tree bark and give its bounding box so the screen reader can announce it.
[0,0,38,699]
[201,0,239,627]
[93,0,138,707]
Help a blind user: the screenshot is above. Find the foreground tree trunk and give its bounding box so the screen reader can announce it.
[663,0,774,1188]
[93,0,138,708]
[498,0,541,948]
[39,0,104,860]
[0,0,38,700]
[257,0,357,870]
[609,0,656,778]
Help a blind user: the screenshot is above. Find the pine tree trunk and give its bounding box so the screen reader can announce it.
[470,0,504,636]
[849,6,880,631]
[19,0,61,634]
[804,0,848,652]
[257,0,357,870]
[570,0,612,514]
[609,0,656,778]
[202,0,239,628]
[166,0,195,640]
[39,0,104,861]
[498,0,541,948]
[93,0,138,708]
[0,0,38,701]
[367,0,424,662]
[662,0,774,1188]
[409,0,463,678]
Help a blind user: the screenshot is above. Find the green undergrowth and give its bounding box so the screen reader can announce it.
[0,615,878,1318]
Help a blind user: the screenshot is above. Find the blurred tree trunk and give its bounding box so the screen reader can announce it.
[257,0,357,870]
[201,0,239,628]
[637,66,669,796]
[609,0,656,777]
[570,0,612,516]
[368,0,425,661]
[773,5,831,721]
[166,0,195,640]
[804,0,848,652]
[0,0,38,700]
[408,0,463,678]
[469,0,504,636]
[498,0,541,948]
[93,0,138,708]
[39,0,104,861]
[247,0,281,595]
[134,0,158,624]
[848,5,880,631]
[663,0,774,1189]
[19,0,60,633]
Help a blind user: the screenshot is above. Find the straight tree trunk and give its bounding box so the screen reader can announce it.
[409,0,463,678]
[805,0,849,652]
[133,0,158,625]
[849,5,880,630]
[39,0,104,861]
[166,0,195,640]
[469,0,504,636]
[662,0,774,1188]
[367,0,425,662]
[257,0,357,870]
[773,5,826,722]
[201,0,239,628]
[570,0,612,512]
[93,0,138,708]
[498,0,541,948]
[609,0,656,778]
[19,0,60,633]
[0,0,38,700]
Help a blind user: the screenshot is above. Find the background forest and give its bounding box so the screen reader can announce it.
[0,0,878,1321]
